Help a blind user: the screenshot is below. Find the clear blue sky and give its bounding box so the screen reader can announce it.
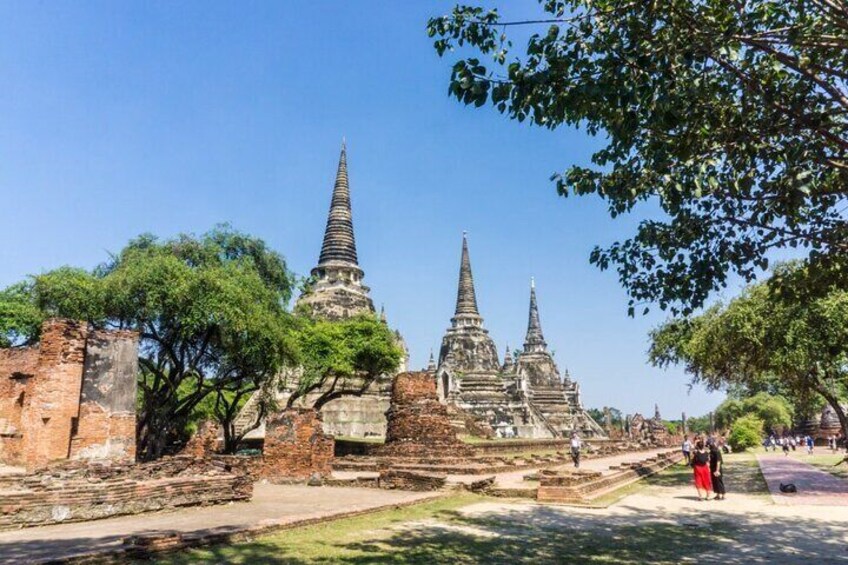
[0,1,731,418]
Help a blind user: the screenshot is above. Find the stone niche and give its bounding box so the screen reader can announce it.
[260,408,335,481]
[0,319,138,471]
[379,371,473,457]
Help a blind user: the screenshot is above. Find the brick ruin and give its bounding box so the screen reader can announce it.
[258,408,335,481]
[0,456,253,531]
[0,319,138,471]
[379,371,473,457]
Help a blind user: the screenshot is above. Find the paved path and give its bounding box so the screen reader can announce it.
[453,447,673,490]
[758,454,848,506]
[0,484,439,564]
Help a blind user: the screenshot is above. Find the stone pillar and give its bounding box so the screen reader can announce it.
[260,408,334,481]
[682,412,688,435]
[22,320,88,471]
[709,411,715,434]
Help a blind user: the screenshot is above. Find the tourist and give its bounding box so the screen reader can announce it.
[767,436,776,452]
[570,432,582,468]
[782,437,790,456]
[789,436,796,451]
[682,436,692,465]
[806,435,814,454]
[709,441,726,500]
[692,440,713,501]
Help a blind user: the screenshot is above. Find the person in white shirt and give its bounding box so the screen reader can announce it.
[570,432,582,468]
[682,437,692,465]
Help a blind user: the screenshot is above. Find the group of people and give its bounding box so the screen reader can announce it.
[681,436,727,501]
[764,434,815,454]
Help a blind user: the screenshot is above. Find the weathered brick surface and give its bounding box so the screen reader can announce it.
[0,455,254,530]
[259,408,335,481]
[0,320,140,470]
[0,348,39,465]
[182,420,221,458]
[22,320,88,471]
[378,469,447,491]
[379,372,473,457]
[69,330,138,463]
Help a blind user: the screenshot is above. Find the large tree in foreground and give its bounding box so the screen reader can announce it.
[649,264,848,440]
[428,1,848,314]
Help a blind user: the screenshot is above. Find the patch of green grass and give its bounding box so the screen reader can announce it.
[790,452,848,479]
[151,491,737,564]
[150,494,480,565]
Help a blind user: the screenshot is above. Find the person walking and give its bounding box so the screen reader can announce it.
[682,436,692,465]
[806,435,814,454]
[709,441,726,500]
[570,432,582,468]
[692,440,713,501]
[782,437,790,456]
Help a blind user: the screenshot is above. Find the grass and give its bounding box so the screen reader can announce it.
[150,454,772,564]
[787,451,848,479]
[150,490,736,565]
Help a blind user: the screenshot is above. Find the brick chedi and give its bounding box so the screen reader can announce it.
[379,372,472,457]
[436,233,524,436]
[509,279,606,438]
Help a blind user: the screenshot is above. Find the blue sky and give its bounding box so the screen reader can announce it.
[0,1,732,418]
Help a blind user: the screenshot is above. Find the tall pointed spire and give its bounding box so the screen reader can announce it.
[523,277,547,353]
[317,141,359,268]
[427,349,436,372]
[452,232,482,327]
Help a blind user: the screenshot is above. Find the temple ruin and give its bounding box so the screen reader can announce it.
[435,235,605,439]
[0,319,138,471]
[235,142,408,440]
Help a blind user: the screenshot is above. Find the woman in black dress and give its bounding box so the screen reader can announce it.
[709,441,726,500]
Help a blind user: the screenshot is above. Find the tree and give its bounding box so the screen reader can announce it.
[650,263,848,443]
[728,415,765,452]
[715,393,793,433]
[286,314,404,410]
[428,1,848,315]
[588,406,624,427]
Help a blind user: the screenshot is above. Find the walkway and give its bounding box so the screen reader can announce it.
[0,484,439,564]
[758,454,848,506]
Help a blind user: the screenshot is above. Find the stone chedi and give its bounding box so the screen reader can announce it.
[436,234,524,436]
[236,143,406,439]
[508,279,606,438]
[297,141,374,320]
[434,235,605,439]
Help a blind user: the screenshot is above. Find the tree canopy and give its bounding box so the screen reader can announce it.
[428,1,848,315]
[714,392,793,433]
[0,227,403,459]
[650,263,848,438]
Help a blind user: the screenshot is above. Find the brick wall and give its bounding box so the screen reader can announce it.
[21,320,89,471]
[69,330,139,462]
[0,348,39,465]
[259,408,334,480]
[0,319,140,470]
[0,455,253,530]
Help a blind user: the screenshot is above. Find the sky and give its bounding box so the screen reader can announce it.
[0,1,737,418]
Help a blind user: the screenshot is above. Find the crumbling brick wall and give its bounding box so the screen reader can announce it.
[182,420,221,458]
[21,320,89,471]
[0,348,39,465]
[259,408,334,480]
[69,330,139,462]
[0,319,139,470]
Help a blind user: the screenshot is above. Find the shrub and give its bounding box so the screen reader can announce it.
[729,415,764,452]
